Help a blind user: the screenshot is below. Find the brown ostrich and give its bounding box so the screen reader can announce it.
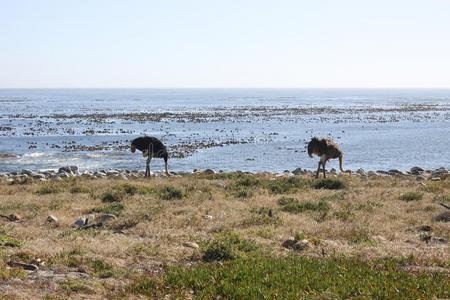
[130,136,170,177]
[307,137,351,178]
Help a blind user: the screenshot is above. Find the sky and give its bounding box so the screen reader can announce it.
[1,0,450,88]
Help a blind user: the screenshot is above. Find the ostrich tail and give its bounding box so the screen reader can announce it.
[339,154,352,175]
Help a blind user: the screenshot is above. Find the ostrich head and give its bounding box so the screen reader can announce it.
[307,137,320,158]
[130,141,136,153]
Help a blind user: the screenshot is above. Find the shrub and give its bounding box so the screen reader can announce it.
[234,188,254,198]
[433,194,450,203]
[266,177,306,194]
[0,235,21,247]
[235,177,260,188]
[101,191,124,203]
[158,186,183,200]
[115,183,139,195]
[311,179,345,190]
[88,259,115,278]
[69,186,92,194]
[280,200,329,214]
[399,192,423,202]
[88,203,125,216]
[201,231,257,262]
[0,260,26,280]
[36,183,62,195]
[127,277,157,297]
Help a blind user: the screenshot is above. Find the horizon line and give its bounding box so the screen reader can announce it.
[2,86,450,90]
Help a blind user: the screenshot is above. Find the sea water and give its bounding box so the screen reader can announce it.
[0,88,449,172]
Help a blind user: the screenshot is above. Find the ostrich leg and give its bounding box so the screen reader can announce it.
[322,160,327,178]
[164,159,170,176]
[145,156,152,178]
[316,162,322,179]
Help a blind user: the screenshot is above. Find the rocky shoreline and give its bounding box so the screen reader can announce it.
[0,165,448,184]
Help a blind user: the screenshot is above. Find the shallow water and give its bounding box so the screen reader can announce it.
[0,88,449,172]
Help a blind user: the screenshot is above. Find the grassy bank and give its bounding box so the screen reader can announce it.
[0,173,449,298]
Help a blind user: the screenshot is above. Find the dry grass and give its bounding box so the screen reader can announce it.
[0,174,449,298]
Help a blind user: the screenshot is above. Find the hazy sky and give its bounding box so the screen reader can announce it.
[1,0,450,88]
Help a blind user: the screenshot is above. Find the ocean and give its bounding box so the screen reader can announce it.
[0,88,449,173]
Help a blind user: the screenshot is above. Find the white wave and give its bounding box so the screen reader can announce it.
[22,152,47,158]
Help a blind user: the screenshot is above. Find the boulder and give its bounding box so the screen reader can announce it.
[183,242,200,249]
[367,171,377,177]
[1,213,21,222]
[431,168,448,179]
[282,238,309,251]
[203,169,215,175]
[7,261,39,271]
[74,217,87,227]
[106,170,120,176]
[356,168,367,176]
[410,166,424,175]
[292,168,303,175]
[58,166,79,174]
[388,169,404,175]
[22,169,37,176]
[46,215,58,223]
[97,214,116,224]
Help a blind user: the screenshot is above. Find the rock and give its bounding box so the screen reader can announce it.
[203,215,214,220]
[0,213,22,222]
[432,211,450,222]
[58,166,79,174]
[106,170,119,176]
[292,168,303,175]
[7,261,39,271]
[388,169,404,175]
[46,215,58,223]
[183,242,200,249]
[57,172,71,178]
[330,168,337,174]
[431,177,441,181]
[97,214,116,224]
[367,171,377,177]
[431,168,448,179]
[74,217,87,227]
[410,166,424,175]
[22,169,37,176]
[281,238,297,249]
[356,168,367,176]
[203,169,215,175]
[74,214,116,228]
[282,238,309,251]
[376,170,389,176]
[32,174,46,180]
[430,237,448,244]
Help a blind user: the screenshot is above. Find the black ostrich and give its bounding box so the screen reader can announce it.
[307,137,351,178]
[130,136,170,177]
